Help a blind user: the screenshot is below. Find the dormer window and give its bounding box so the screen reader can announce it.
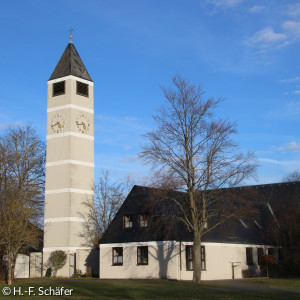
[53,81,65,97]
[138,214,148,228]
[77,81,89,97]
[123,214,133,229]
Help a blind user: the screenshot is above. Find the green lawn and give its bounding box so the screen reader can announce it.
[0,279,299,299]
[245,278,300,290]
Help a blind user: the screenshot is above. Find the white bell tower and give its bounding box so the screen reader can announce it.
[43,35,94,276]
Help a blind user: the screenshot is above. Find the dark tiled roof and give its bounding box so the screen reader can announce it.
[49,42,92,82]
[100,181,300,245]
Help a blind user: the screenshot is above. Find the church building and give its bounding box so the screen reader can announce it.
[25,37,298,280]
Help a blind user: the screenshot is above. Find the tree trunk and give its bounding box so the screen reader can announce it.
[193,231,202,283]
[7,255,12,285]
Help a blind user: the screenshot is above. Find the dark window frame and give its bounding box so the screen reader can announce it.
[257,247,264,265]
[112,247,123,266]
[246,247,253,265]
[185,245,206,271]
[278,248,284,264]
[268,248,274,256]
[137,246,148,265]
[138,214,148,228]
[123,214,133,229]
[76,81,89,97]
[52,81,65,97]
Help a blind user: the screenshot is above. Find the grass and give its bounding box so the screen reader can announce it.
[0,278,299,299]
[245,278,300,290]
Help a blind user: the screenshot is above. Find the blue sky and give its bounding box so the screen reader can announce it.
[0,0,300,185]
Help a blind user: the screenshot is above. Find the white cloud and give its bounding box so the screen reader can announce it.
[275,142,300,152]
[286,101,300,115]
[282,21,300,33]
[281,21,300,44]
[280,76,300,83]
[248,6,265,13]
[287,3,300,17]
[246,21,300,50]
[207,0,242,8]
[267,101,300,119]
[0,121,23,131]
[119,154,140,163]
[293,90,300,94]
[246,27,286,48]
[124,116,139,121]
[259,157,300,165]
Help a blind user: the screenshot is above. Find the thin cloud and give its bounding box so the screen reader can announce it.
[248,6,265,13]
[286,101,300,115]
[119,154,140,163]
[124,116,139,121]
[206,0,242,8]
[259,158,300,165]
[287,3,300,17]
[280,76,300,83]
[246,21,300,50]
[0,121,23,131]
[245,27,286,48]
[274,142,300,152]
[267,101,300,119]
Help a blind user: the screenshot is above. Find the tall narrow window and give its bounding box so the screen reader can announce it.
[53,81,65,97]
[137,246,148,265]
[268,248,274,256]
[186,246,193,271]
[123,215,133,228]
[185,245,206,271]
[112,247,123,265]
[257,247,264,265]
[246,247,253,265]
[77,81,89,97]
[138,214,148,228]
[278,248,284,264]
[201,246,206,270]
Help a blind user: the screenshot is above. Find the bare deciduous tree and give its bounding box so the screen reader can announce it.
[81,170,134,247]
[141,75,257,283]
[0,125,45,285]
[282,170,300,182]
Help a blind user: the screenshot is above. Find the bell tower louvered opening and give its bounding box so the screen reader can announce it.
[52,81,65,97]
[76,81,89,97]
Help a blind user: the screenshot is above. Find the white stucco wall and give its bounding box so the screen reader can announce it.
[100,241,275,280]
[14,254,29,278]
[100,241,179,280]
[29,252,43,278]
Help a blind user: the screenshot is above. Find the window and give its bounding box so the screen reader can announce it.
[186,246,193,271]
[257,247,264,265]
[112,247,123,265]
[246,247,253,265]
[278,248,284,264]
[138,214,148,228]
[123,215,133,228]
[268,248,274,256]
[53,81,65,97]
[185,245,206,271]
[77,81,89,97]
[137,246,148,265]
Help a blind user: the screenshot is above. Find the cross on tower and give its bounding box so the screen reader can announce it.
[68,27,74,43]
